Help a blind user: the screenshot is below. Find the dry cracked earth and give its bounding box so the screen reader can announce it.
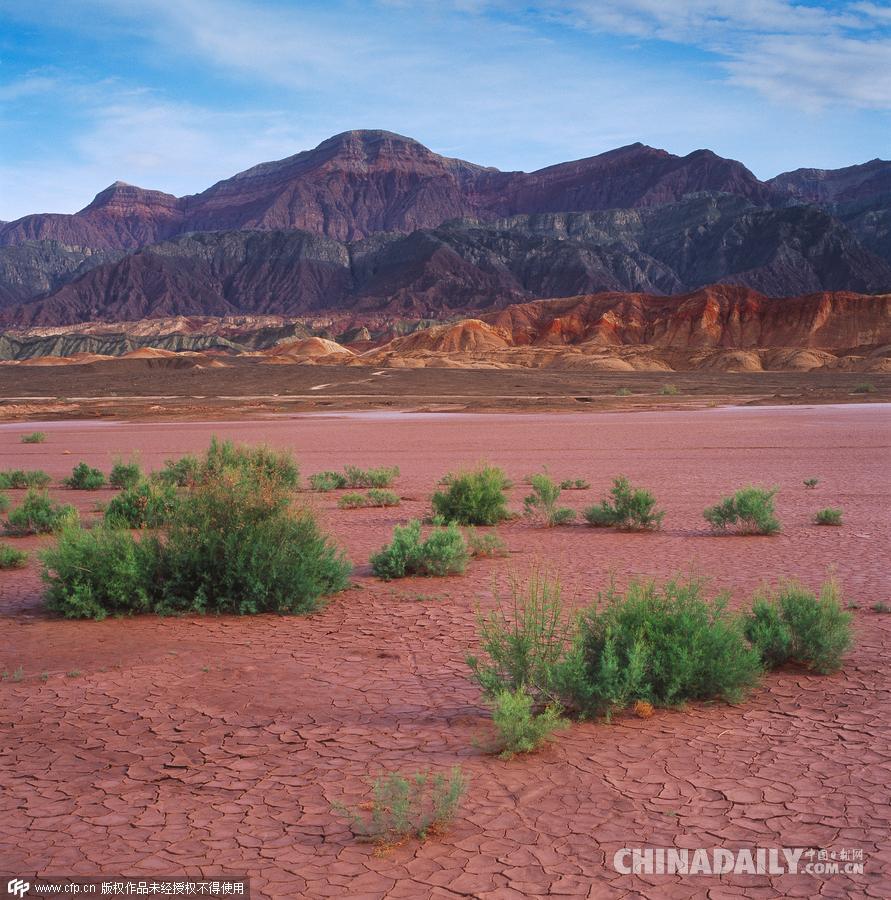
[1,406,890,898]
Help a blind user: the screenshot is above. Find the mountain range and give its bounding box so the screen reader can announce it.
[1,130,889,326]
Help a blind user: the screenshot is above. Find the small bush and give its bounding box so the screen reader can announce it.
[0,470,52,490]
[109,459,142,489]
[803,478,819,489]
[559,478,589,490]
[704,486,780,535]
[465,528,508,558]
[0,543,28,569]
[523,474,575,527]
[21,432,46,444]
[41,524,159,620]
[370,519,468,580]
[660,384,679,396]
[155,472,349,615]
[335,767,467,844]
[5,490,78,536]
[467,569,574,704]
[64,462,106,490]
[873,601,891,614]
[203,437,300,488]
[0,493,7,514]
[616,388,632,397]
[431,465,510,525]
[566,578,762,717]
[852,382,876,394]
[745,580,852,674]
[488,687,568,758]
[309,470,348,492]
[155,453,202,487]
[337,489,400,509]
[104,480,179,528]
[344,465,400,488]
[814,507,843,526]
[583,476,664,531]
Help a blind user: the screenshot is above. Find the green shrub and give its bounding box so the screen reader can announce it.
[523,474,575,527]
[21,432,46,444]
[370,519,468,580]
[41,524,159,620]
[64,462,106,490]
[660,384,679,396]
[431,465,510,525]
[852,382,876,394]
[0,493,7,514]
[465,528,508,558]
[704,486,780,535]
[566,578,762,717]
[155,471,348,615]
[109,458,142,489]
[583,476,664,531]
[559,478,589,490]
[155,453,202,487]
[309,470,348,492]
[203,437,300,488]
[335,767,467,844]
[467,569,574,704]
[873,601,891,614]
[803,478,819,489]
[337,489,400,509]
[104,480,179,528]
[5,490,78,536]
[814,507,843,526]
[745,580,852,674]
[0,543,28,569]
[0,470,52,490]
[488,687,568,758]
[343,465,399,488]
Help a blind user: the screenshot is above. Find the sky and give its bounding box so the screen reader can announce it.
[0,0,889,221]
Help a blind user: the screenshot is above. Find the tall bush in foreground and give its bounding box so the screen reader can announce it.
[104,480,179,528]
[431,465,510,525]
[156,471,348,614]
[42,525,159,620]
[704,486,780,535]
[567,579,762,717]
[745,580,852,674]
[583,476,664,530]
[370,519,468,580]
[523,474,575,527]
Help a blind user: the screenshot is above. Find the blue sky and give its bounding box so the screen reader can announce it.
[1,0,889,220]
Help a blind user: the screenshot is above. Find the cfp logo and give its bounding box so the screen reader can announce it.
[7,881,30,898]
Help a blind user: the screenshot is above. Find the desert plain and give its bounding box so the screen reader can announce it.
[1,388,889,898]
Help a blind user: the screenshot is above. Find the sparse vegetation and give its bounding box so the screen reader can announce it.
[467,569,574,705]
[872,601,891,614]
[370,519,468,580]
[523,474,575,526]
[704,486,780,535]
[488,687,568,758]
[0,470,52,490]
[745,580,852,674]
[344,465,400,488]
[852,382,876,394]
[432,464,510,525]
[660,384,679,396]
[583,476,664,530]
[814,507,843,526]
[309,470,348,492]
[334,767,467,845]
[5,490,77,536]
[109,458,142,489]
[616,387,632,397]
[559,478,590,490]
[803,477,819,489]
[465,528,508,558]
[103,480,179,528]
[21,432,46,444]
[155,453,202,487]
[0,493,7,515]
[64,462,106,490]
[337,489,400,509]
[0,543,28,569]
[155,438,299,489]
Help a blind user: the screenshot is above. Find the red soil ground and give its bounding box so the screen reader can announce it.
[1,405,889,898]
